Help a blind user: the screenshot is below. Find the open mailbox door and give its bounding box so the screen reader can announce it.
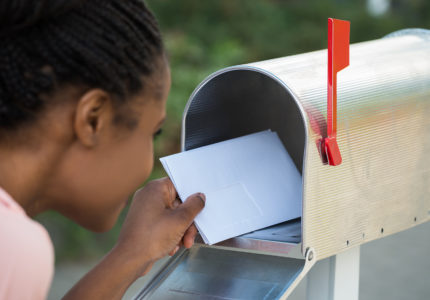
[135,245,315,300]
[135,27,430,299]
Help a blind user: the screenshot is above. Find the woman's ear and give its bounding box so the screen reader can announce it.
[74,89,113,147]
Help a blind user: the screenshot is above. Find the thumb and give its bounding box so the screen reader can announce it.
[173,193,205,225]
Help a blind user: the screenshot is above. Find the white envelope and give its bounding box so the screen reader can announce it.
[160,130,302,245]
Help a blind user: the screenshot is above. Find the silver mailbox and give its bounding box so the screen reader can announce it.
[136,29,430,300]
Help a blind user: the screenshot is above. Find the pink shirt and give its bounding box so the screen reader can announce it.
[0,187,54,300]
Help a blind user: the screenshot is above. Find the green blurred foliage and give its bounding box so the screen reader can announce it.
[36,0,430,263]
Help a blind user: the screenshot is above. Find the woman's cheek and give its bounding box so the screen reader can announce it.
[144,140,155,178]
[135,138,154,183]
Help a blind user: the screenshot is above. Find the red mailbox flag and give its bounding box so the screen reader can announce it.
[324,18,350,166]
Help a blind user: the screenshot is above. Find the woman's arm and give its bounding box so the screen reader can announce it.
[63,178,205,299]
[62,245,149,299]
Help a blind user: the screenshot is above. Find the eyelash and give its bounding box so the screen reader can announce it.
[153,128,163,139]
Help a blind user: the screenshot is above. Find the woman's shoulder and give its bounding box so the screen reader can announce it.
[0,191,54,300]
[0,188,54,260]
[0,204,54,259]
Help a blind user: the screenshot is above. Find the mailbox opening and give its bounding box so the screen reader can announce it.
[182,67,307,248]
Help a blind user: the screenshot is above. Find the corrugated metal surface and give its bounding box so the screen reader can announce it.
[247,31,430,259]
[182,30,430,260]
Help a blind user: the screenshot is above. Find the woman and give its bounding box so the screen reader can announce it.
[0,0,205,299]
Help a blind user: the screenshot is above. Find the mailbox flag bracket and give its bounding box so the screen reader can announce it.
[323,18,350,166]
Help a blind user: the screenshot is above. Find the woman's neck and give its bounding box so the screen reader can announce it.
[0,142,62,216]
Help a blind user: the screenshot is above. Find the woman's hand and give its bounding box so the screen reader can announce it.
[115,177,205,276]
[63,178,204,300]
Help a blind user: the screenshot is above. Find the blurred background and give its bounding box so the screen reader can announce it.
[36,0,430,298]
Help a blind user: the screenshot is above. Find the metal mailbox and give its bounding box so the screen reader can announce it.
[136,29,430,300]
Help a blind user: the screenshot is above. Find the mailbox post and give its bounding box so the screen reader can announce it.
[135,28,430,300]
[306,246,360,300]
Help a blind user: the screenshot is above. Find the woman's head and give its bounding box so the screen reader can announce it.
[0,0,170,231]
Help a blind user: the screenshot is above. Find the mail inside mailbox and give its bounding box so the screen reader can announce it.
[160,130,302,245]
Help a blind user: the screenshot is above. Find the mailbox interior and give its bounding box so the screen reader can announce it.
[182,67,306,250]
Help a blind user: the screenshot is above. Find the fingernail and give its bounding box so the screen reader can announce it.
[198,193,206,203]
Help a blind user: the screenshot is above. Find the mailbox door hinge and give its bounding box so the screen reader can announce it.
[278,247,317,300]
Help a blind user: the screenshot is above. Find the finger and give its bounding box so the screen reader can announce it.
[172,198,181,209]
[159,177,179,208]
[168,245,180,256]
[163,177,179,198]
[183,224,198,248]
[173,193,205,225]
[140,262,154,276]
[134,178,178,210]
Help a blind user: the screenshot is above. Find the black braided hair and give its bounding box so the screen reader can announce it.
[0,0,164,131]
